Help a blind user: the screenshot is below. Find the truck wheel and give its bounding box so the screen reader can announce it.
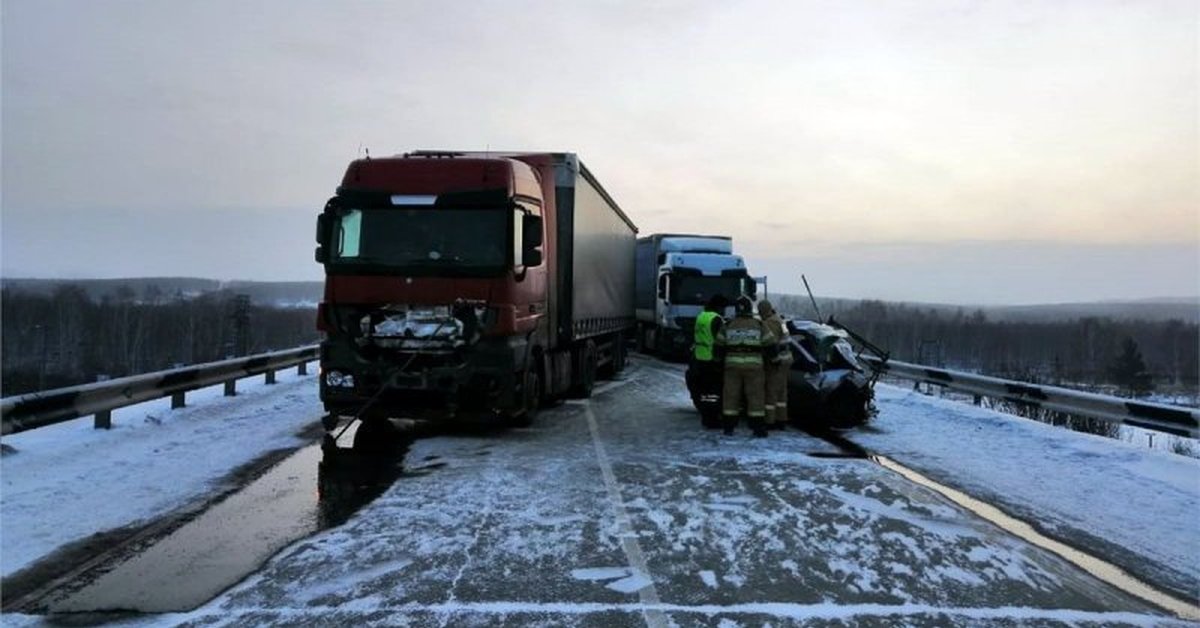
[598,333,626,380]
[635,325,646,354]
[570,341,597,398]
[508,368,540,428]
[612,332,627,373]
[353,417,404,457]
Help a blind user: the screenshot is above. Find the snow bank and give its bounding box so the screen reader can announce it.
[858,384,1200,598]
[1,370,320,578]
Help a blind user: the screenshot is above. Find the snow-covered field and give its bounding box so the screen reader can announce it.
[1,368,320,579]
[858,384,1200,598]
[1,358,1196,626]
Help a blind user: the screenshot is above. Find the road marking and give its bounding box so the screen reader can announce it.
[584,404,668,628]
[873,454,1200,621]
[592,375,639,396]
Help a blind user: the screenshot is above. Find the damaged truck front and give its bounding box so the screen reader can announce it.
[315,151,637,446]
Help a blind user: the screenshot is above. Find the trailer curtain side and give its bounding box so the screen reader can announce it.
[552,157,637,344]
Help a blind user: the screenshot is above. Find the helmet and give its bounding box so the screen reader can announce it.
[735,296,754,315]
[757,299,775,317]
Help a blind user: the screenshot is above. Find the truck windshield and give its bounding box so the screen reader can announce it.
[332,208,508,271]
[670,276,747,305]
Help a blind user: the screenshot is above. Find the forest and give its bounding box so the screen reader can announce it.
[1,283,1196,402]
[1,284,318,396]
[770,294,1198,399]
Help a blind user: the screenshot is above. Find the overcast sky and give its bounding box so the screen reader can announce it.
[2,0,1197,304]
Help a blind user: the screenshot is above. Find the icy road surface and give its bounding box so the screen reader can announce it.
[2,356,1196,626]
[161,361,1184,626]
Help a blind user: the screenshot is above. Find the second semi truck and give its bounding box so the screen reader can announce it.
[634,234,757,357]
[315,151,636,448]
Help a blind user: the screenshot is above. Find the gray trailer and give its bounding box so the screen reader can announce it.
[539,153,638,393]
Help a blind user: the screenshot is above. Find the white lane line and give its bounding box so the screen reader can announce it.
[592,375,639,396]
[585,404,669,628]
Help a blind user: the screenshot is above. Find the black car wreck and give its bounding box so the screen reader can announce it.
[783,319,881,429]
[686,318,884,430]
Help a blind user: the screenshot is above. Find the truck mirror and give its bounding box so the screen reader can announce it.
[316,214,332,244]
[522,248,543,267]
[522,214,544,248]
[315,214,332,264]
[657,274,669,302]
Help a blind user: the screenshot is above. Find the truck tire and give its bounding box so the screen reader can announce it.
[612,332,627,374]
[570,340,597,398]
[508,367,540,428]
[353,417,404,457]
[598,332,626,379]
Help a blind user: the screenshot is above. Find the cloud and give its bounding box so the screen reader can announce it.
[1,0,1196,301]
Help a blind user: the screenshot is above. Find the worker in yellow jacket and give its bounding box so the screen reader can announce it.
[757,299,792,429]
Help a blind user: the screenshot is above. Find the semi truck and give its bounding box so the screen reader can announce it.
[634,234,757,357]
[314,151,637,448]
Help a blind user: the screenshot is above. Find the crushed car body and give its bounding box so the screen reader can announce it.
[686,316,885,430]
[784,319,881,429]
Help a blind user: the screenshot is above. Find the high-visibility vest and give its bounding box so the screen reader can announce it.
[694,311,719,361]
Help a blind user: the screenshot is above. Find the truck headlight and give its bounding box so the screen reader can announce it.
[324,370,355,388]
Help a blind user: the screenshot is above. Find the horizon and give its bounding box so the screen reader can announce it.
[3,274,1196,310]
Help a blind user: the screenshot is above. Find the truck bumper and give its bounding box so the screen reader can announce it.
[319,336,527,420]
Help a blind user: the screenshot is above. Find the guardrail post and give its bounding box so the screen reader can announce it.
[297,361,308,376]
[95,410,112,430]
[973,394,982,406]
[265,370,276,385]
[224,380,237,396]
[171,392,186,409]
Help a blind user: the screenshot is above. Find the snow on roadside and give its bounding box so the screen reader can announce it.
[1,369,321,578]
[858,383,1200,597]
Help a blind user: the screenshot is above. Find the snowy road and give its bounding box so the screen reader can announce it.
[2,356,1196,626]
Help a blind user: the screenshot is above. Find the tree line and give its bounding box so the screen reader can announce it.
[1,284,319,396]
[3,285,1194,400]
[771,295,1198,397]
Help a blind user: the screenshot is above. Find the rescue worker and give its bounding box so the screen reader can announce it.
[691,296,727,428]
[714,296,775,437]
[757,299,793,429]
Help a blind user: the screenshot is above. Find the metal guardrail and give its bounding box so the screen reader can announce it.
[1,345,319,435]
[865,357,1200,439]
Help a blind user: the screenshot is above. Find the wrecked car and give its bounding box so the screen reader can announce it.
[686,317,883,430]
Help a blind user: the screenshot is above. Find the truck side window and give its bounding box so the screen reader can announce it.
[338,210,363,258]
